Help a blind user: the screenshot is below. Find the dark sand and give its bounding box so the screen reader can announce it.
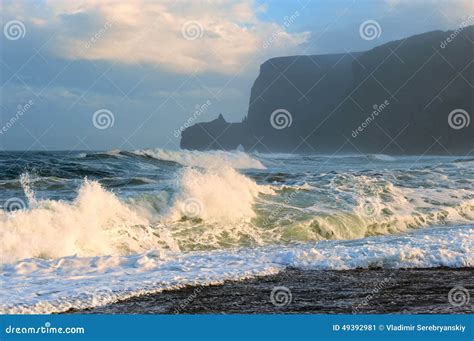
[68,268,473,314]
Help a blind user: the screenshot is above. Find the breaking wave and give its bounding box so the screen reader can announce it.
[132,148,266,169]
[1,150,473,314]
[0,164,273,262]
[1,150,474,263]
[1,225,472,314]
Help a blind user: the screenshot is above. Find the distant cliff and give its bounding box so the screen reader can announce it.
[181,26,473,154]
[179,114,251,150]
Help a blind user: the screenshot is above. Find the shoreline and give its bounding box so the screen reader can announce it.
[68,267,473,314]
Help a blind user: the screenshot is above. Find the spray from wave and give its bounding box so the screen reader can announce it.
[1,150,473,314]
[286,173,474,241]
[0,152,273,262]
[1,150,473,264]
[132,148,266,169]
[0,178,159,262]
[1,225,472,314]
[170,166,274,222]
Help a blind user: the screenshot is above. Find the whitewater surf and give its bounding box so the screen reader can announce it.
[0,149,472,313]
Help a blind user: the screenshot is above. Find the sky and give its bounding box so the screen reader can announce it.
[0,0,472,151]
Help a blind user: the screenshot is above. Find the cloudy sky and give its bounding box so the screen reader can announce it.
[0,0,471,150]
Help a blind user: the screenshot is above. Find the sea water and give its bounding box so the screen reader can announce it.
[0,150,472,313]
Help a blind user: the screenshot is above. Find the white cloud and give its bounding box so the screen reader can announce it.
[384,0,473,22]
[5,0,309,75]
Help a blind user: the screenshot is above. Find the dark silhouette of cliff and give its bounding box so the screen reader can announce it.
[181,26,473,154]
[179,114,251,150]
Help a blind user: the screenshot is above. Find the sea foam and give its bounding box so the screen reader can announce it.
[1,225,471,314]
[133,148,266,169]
[0,159,273,262]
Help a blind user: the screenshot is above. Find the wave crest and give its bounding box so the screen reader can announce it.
[0,164,275,262]
[132,148,266,169]
[0,179,169,262]
[170,166,274,222]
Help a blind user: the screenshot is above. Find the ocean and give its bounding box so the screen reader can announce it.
[0,149,473,313]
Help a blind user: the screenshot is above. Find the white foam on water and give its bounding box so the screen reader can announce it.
[288,173,474,240]
[0,179,157,263]
[169,165,274,222]
[276,225,473,270]
[0,225,471,314]
[1,162,473,263]
[367,154,396,162]
[0,165,274,262]
[0,249,282,314]
[133,148,266,169]
[2,151,474,314]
